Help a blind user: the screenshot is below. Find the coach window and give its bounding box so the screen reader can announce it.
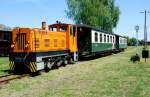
[107,35,109,43]
[95,32,98,42]
[110,36,112,43]
[100,33,102,43]
[104,34,106,43]
[113,36,115,43]
[123,39,124,44]
[123,39,125,44]
[120,38,122,44]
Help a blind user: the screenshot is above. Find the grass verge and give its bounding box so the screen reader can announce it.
[0,46,150,97]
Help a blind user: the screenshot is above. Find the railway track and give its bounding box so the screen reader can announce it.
[0,74,13,79]
[0,74,28,85]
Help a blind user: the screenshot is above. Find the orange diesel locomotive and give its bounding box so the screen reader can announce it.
[9,22,78,73]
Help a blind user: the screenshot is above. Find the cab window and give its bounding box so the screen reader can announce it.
[49,26,57,32]
[60,26,67,32]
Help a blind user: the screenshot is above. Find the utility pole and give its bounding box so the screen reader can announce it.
[140,10,150,62]
[140,10,150,49]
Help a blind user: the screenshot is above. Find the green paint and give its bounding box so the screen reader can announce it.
[91,43,113,52]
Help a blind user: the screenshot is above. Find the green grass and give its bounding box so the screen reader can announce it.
[0,57,9,75]
[0,46,150,97]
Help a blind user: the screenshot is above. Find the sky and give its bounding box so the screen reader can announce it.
[115,0,150,41]
[0,0,150,40]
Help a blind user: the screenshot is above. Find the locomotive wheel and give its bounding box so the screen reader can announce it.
[63,59,68,65]
[44,62,54,72]
[47,62,54,69]
[56,60,63,67]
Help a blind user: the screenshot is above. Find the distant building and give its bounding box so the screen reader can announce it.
[0,24,12,56]
[0,24,11,31]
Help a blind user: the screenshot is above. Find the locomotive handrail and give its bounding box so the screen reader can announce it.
[23,52,30,69]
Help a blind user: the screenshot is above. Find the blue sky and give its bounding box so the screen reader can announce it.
[115,0,150,40]
[0,0,150,40]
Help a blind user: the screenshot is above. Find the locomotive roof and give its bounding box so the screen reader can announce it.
[48,23,69,27]
[48,23,125,38]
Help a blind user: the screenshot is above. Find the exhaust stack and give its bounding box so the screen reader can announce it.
[42,21,46,30]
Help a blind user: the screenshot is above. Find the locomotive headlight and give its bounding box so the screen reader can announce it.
[11,42,15,49]
[25,41,30,49]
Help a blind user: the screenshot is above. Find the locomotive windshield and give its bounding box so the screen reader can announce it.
[49,25,67,32]
[49,26,57,32]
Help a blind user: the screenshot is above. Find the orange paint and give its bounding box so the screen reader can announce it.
[11,23,78,53]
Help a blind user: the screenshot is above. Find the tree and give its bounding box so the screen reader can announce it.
[66,0,120,32]
[123,36,144,46]
[130,38,137,46]
[139,40,144,46]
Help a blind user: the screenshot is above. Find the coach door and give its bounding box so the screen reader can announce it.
[69,25,78,53]
[116,35,119,49]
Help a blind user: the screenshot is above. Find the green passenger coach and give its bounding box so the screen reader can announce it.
[76,24,127,57]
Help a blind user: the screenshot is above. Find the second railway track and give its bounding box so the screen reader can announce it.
[0,74,29,85]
